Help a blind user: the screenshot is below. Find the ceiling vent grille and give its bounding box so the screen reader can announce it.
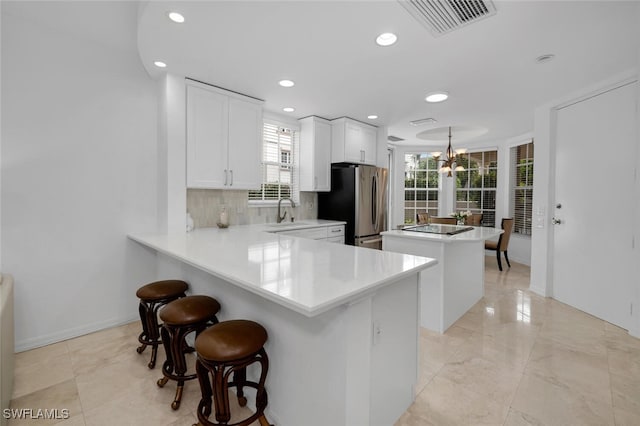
[398,0,497,36]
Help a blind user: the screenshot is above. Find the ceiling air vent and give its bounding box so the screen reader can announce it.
[388,135,405,142]
[398,0,497,36]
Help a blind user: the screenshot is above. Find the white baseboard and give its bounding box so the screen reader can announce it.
[15,314,138,353]
[529,284,547,298]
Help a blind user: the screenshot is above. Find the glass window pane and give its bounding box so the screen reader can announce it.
[483,172,497,188]
[483,151,497,166]
[482,191,496,210]
[404,209,415,224]
[404,172,415,189]
[469,170,482,188]
[456,171,469,188]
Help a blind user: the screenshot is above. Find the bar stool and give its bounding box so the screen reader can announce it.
[135,280,188,369]
[194,320,271,426]
[157,295,221,410]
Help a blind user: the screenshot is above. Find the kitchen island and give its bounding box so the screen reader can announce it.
[382,225,503,333]
[128,222,436,426]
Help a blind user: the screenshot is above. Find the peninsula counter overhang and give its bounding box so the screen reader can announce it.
[128,224,437,318]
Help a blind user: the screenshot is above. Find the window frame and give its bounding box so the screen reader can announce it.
[403,152,440,224]
[248,120,299,206]
[454,149,498,226]
[510,140,534,236]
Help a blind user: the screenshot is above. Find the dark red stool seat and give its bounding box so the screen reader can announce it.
[135,280,188,369]
[157,295,221,410]
[194,320,272,426]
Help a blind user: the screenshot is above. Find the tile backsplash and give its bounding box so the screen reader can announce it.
[187,189,318,229]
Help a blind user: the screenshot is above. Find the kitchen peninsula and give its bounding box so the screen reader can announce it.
[128,221,436,426]
[382,225,503,333]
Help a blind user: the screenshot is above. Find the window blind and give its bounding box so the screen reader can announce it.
[455,149,497,226]
[248,121,299,203]
[510,140,534,235]
[404,153,439,224]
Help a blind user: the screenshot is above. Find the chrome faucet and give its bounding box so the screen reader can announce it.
[277,198,296,223]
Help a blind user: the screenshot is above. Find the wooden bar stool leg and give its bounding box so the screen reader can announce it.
[137,300,162,369]
[158,324,192,410]
[213,364,231,424]
[196,359,213,419]
[234,367,247,407]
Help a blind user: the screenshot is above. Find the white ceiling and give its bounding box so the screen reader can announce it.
[6,1,638,148]
[137,1,639,147]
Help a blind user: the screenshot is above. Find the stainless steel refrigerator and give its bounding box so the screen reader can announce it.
[318,164,388,249]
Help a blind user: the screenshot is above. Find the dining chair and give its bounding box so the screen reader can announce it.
[485,218,514,271]
[416,212,429,224]
[429,217,457,225]
[465,213,483,226]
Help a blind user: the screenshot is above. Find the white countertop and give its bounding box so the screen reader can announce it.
[128,221,436,317]
[381,226,503,243]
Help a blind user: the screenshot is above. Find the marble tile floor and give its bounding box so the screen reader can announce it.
[9,258,640,425]
[396,259,640,426]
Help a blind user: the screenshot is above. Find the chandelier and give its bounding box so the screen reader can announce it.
[432,126,466,177]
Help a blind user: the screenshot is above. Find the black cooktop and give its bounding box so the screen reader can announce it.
[402,224,474,235]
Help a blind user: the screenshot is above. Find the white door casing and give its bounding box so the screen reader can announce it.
[552,80,637,330]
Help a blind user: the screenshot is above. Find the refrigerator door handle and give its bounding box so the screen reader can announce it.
[372,174,377,229]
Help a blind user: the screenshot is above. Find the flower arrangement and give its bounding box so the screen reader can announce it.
[451,210,472,223]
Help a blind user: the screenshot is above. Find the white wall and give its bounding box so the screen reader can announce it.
[1,7,159,350]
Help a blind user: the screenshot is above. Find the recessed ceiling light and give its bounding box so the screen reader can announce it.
[367,115,378,120]
[425,92,449,103]
[167,12,185,23]
[376,32,397,47]
[154,61,167,68]
[535,54,555,64]
[278,80,295,88]
[283,107,295,113]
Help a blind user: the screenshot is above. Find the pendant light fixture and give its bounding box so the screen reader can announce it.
[432,126,466,177]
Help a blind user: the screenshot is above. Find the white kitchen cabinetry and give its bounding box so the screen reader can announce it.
[331,117,378,165]
[299,116,331,192]
[276,224,345,244]
[186,80,263,189]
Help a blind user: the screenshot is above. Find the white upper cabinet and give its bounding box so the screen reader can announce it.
[299,116,331,192]
[186,80,263,189]
[331,117,378,165]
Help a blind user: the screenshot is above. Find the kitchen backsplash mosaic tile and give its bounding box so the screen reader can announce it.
[187,189,318,229]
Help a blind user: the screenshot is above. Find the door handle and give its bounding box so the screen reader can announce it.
[552,218,562,225]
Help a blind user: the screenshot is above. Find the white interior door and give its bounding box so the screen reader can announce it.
[553,80,637,330]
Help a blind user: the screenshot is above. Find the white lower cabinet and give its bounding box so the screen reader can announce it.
[276,224,344,243]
